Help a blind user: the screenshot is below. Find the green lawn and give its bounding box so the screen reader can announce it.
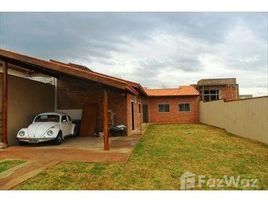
[17,124,268,190]
[0,160,25,173]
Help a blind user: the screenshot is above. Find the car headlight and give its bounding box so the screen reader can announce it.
[18,131,25,137]
[47,130,54,136]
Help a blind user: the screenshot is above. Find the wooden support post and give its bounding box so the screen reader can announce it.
[103,89,109,150]
[2,62,8,145]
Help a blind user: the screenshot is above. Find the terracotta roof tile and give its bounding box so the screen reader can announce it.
[145,86,199,96]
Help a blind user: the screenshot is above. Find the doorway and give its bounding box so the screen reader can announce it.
[142,104,149,123]
[80,103,98,136]
[131,101,135,130]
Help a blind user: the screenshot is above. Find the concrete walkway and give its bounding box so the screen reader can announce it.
[0,134,141,189]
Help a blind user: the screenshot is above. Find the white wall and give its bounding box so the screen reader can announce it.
[0,74,55,145]
[200,97,268,144]
[57,109,82,120]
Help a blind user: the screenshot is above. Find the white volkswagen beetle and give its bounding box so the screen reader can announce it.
[17,112,77,145]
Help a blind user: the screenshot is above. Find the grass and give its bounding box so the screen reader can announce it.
[16,124,268,190]
[0,160,25,173]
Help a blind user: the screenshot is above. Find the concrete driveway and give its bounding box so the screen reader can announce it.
[0,134,142,189]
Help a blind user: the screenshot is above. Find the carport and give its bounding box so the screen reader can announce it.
[0,49,143,150]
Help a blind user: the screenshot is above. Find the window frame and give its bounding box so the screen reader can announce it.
[202,89,219,101]
[158,104,170,113]
[61,115,68,123]
[178,103,191,112]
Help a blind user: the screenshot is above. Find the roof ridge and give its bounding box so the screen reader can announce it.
[146,86,195,90]
[145,85,199,97]
[145,88,179,90]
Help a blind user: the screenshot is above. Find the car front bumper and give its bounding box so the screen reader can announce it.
[17,137,55,143]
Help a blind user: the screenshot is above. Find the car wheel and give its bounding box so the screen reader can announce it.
[54,131,63,145]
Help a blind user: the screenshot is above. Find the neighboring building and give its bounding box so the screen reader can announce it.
[239,94,253,99]
[143,86,200,123]
[194,78,239,102]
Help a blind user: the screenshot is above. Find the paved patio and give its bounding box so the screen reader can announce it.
[0,134,142,189]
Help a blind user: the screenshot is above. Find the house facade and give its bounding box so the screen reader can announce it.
[56,72,144,136]
[0,49,240,149]
[0,49,146,148]
[143,86,200,124]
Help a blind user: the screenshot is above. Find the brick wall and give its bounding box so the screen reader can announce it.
[57,77,129,133]
[147,96,199,123]
[127,94,143,134]
[109,91,127,127]
[57,77,103,109]
[221,85,239,101]
[197,85,239,102]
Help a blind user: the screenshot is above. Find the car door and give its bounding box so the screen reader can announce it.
[67,115,74,135]
[61,115,70,136]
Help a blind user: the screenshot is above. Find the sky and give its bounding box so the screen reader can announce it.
[0,12,267,96]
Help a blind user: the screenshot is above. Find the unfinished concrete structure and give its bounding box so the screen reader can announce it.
[195,78,239,102]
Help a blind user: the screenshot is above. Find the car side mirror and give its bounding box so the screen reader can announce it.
[62,119,68,123]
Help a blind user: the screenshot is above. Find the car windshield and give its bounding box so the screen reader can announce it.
[34,114,60,122]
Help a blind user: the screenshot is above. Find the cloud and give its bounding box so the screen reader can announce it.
[0,12,267,96]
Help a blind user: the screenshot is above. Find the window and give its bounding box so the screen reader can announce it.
[138,103,141,113]
[158,104,170,112]
[204,95,210,102]
[178,103,191,112]
[203,89,219,101]
[34,114,60,122]
[62,115,68,122]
